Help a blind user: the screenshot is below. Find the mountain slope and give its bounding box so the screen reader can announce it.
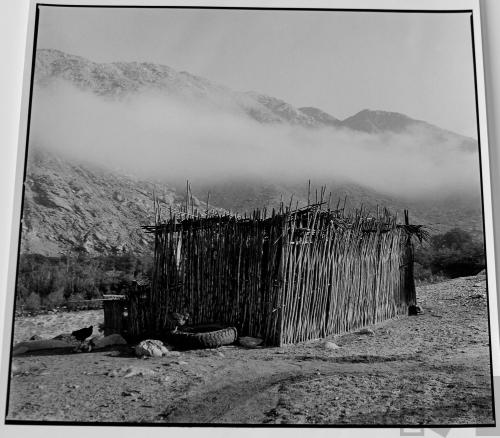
[34,48,479,152]
[20,148,210,256]
[342,109,477,152]
[191,179,483,238]
[34,49,317,127]
[299,107,343,127]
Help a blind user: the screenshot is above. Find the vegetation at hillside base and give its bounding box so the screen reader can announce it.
[414,228,485,283]
[15,252,152,313]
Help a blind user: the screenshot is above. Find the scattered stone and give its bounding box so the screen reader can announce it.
[121,390,140,396]
[123,367,156,378]
[356,328,375,336]
[113,191,125,202]
[106,369,120,378]
[135,339,170,358]
[323,341,340,350]
[11,363,21,376]
[29,335,43,341]
[108,366,156,378]
[217,351,225,358]
[238,336,264,348]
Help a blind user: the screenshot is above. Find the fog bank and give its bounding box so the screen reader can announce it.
[30,83,481,199]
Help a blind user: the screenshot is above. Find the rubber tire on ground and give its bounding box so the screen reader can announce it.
[169,326,238,349]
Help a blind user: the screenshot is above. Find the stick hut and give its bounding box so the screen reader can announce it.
[131,200,425,346]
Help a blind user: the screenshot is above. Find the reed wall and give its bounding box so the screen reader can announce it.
[135,206,421,346]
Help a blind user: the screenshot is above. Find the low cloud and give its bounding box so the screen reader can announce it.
[30,82,481,199]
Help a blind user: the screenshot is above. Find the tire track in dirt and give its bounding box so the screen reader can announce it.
[159,358,423,423]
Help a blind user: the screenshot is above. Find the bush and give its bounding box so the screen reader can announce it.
[24,292,41,312]
[415,228,485,280]
[43,288,65,308]
[15,252,153,310]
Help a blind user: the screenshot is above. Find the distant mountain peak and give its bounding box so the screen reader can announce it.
[342,109,418,133]
[299,107,342,127]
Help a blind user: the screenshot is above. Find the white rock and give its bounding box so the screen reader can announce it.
[135,339,169,357]
[123,366,156,378]
[323,341,340,350]
[11,363,21,375]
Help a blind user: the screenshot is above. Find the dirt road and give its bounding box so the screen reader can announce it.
[6,274,495,425]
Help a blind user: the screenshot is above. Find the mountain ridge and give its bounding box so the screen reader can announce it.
[34,49,477,149]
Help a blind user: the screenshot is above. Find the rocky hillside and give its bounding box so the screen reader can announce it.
[191,179,484,238]
[20,148,209,256]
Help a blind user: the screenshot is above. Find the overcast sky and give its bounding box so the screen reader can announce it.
[37,6,477,138]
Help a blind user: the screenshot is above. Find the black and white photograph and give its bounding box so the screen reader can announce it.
[1,0,499,429]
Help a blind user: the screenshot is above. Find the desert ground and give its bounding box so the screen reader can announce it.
[5,273,494,425]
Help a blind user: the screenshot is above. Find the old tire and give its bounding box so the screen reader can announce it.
[169,325,237,349]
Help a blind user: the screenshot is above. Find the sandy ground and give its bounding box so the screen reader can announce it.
[5,274,495,425]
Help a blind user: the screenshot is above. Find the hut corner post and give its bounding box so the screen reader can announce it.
[403,210,417,308]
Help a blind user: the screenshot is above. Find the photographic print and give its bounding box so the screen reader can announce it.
[3,1,497,428]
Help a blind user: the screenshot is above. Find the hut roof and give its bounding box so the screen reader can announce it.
[142,203,427,242]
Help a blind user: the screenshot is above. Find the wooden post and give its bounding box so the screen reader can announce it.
[403,210,416,307]
[103,296,126,336]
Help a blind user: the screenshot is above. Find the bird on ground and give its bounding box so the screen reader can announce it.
[71,325,93,342]
[166,312,190,332]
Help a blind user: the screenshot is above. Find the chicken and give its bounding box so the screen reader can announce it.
[166,312,190,332]
[71,325,93,342]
